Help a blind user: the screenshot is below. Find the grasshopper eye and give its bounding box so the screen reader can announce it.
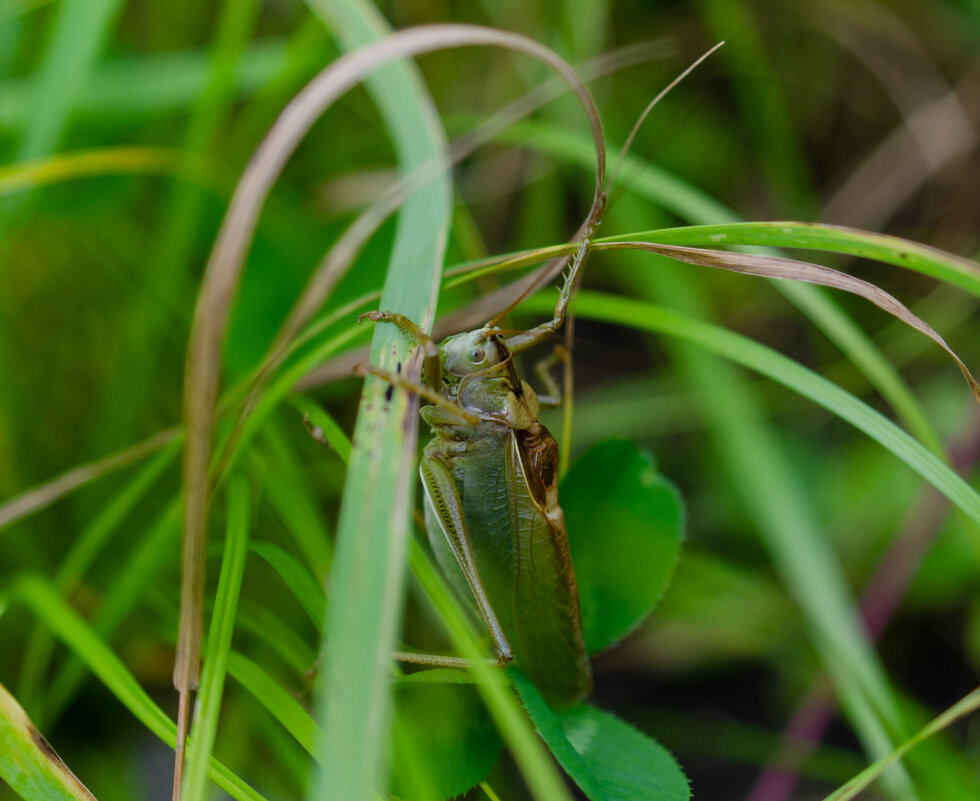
[470,347,485,362]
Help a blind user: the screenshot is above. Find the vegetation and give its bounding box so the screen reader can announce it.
[1,1,979,800]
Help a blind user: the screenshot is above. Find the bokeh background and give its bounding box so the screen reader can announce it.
[2,1,980,799]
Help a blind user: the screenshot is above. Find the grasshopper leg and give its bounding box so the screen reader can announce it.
[534,345,567,408]
[359,310,441,390]
[354,363,480,426]
[421,453,515,666]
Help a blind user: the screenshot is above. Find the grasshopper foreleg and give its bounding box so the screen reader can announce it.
[359,310,441,390]
[353,363,480,426]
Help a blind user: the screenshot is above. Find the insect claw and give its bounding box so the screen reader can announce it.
[352,362,369,377]
[358,311,382,324]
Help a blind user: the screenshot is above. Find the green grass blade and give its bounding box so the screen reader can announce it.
[227,652,317,756]
[0,680,97,800]
[824,687,980,801]
[257,423,333,575]
[1,577,268,801]
[0,41,303,129]
[614,222,980,301]
[183,475,252,801]
[15,0,124,161]
[250,541,325,627]
[302,5,452,800]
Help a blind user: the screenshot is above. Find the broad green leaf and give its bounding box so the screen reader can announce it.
[512,670,690,801]
[390,682,502,801]
[561,439,685,654]
[0,680,97,800]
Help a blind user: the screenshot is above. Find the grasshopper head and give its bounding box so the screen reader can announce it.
[441,327,510,378]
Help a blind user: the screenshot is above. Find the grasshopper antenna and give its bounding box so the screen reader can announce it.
[605,40,725,198]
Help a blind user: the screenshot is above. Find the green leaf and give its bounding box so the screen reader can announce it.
[390,682,502,801]
[0,680,97,800]
[561,439,685,654]
[512,670,690,801]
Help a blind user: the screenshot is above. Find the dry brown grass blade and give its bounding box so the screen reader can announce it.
[175,21,607,795]
[607,240,980,405]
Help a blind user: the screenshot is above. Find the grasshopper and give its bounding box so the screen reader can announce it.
[357,218,602,708]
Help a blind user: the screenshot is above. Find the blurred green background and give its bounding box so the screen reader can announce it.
[1,0,980,799]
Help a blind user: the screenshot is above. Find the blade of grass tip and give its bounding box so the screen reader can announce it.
[823,686,980,801]
[182,475,252,801]
[1,576,269,801]
[625,222,980,301]
[598,240,980,404]
[175,22,604,801]
[0,679,98,800]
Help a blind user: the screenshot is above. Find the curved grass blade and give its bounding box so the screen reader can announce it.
[0,680,97,800]
[0,577,268,801]
[182,475,251,801]
[625,222,980,300]
[599,239,980,404]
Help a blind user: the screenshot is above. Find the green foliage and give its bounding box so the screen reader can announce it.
[513,670,690,801]
[2,1,980,800]
[562,439,685,654]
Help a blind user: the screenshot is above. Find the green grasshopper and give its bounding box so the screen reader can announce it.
[356,220,602,708]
